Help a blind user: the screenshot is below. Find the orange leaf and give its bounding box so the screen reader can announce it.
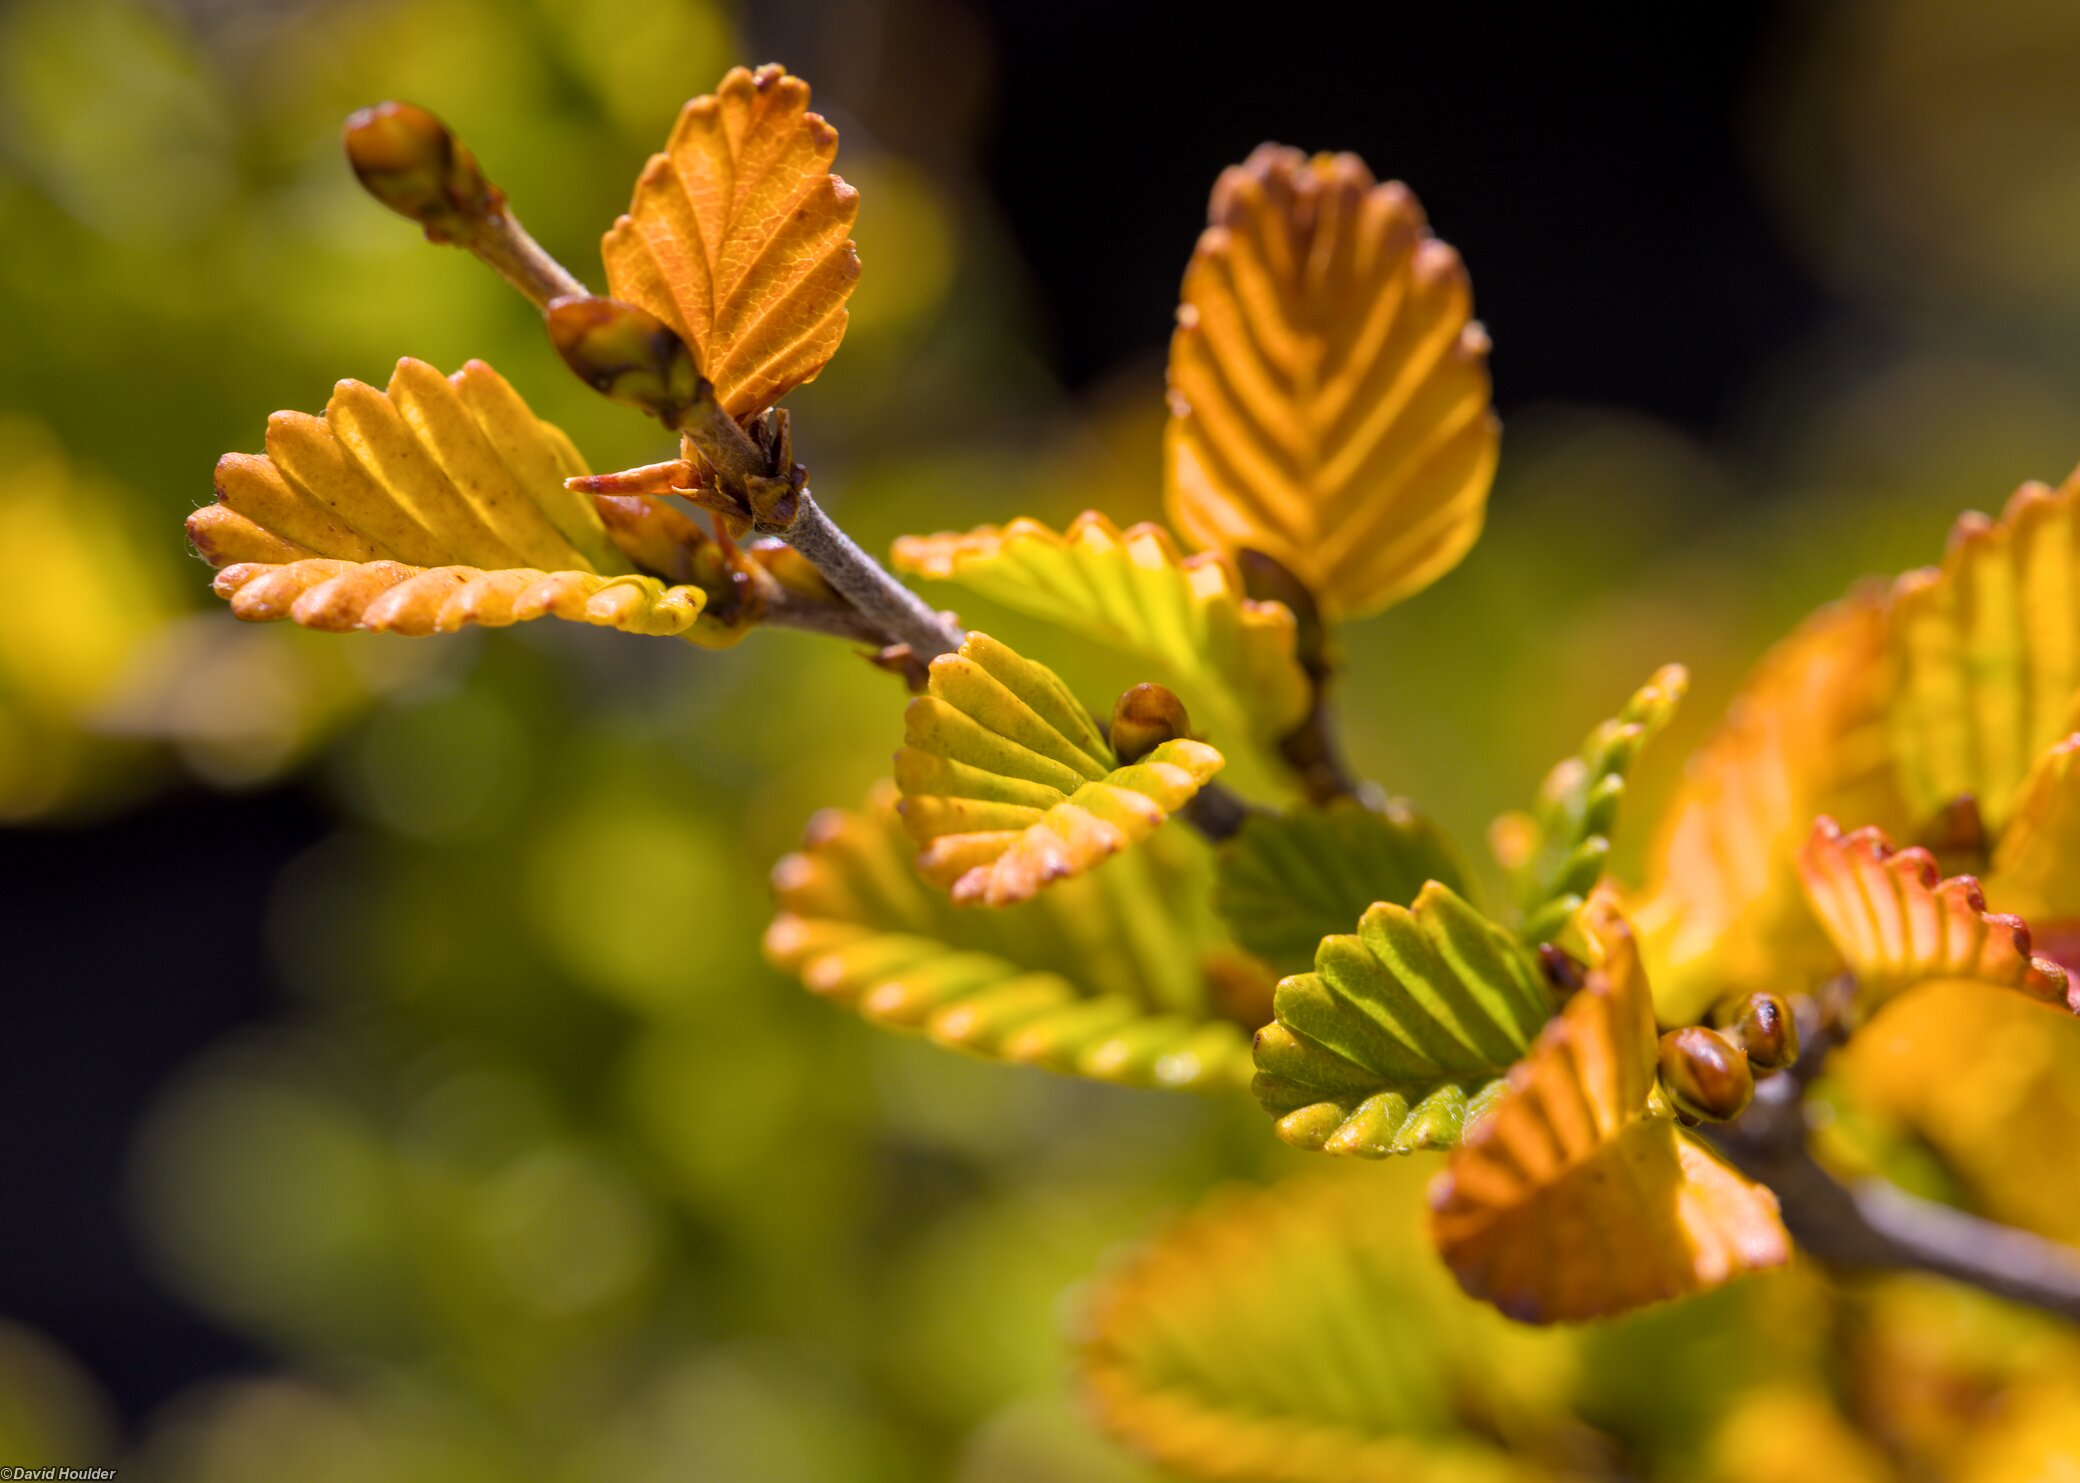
[1428,906,1790,1323]
[1164,146,1498,619]
[602,64,860,422]
[1633,586,1906,1023]
[1796,817,2072,1017]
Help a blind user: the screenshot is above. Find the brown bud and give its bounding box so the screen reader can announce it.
[1729,992,1799,1071]
[1657,1026,1754,1123]
[1110,683,1193,763]
[343,102,500,242]
[1537,943,1587,995]
[546,296,703,424]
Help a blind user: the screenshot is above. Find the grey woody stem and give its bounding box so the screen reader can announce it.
[1710,1010,2080,1323]
[777,491,965,661]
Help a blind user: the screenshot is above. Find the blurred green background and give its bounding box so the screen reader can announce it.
[6,0,2080,1475]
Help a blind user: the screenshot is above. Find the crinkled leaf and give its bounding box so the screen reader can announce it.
[896,633,1224,906]
[1429,905,1791,1323]
[1078,1165,1577,1483]
[1509,665,1687,945]
[1991,734,2080,924]
[1890,473,2080,832]
[1796,817,2073,1019]
[601,63,859,421]
[1216,798,1466,977]
[890,510,1311,753]
[1164,145,1498,620]
[1252,882,1551,1157]
[189,358,719,641]
[766,783,1257,1091]
[1635,587,1906,1023]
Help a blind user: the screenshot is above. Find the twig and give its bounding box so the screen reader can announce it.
[756,578,890,647]
[1182,784,1254,843]
[1709,1001,2080,1322]
[469,206,589,309]
[776,491,965,662]
[1278,691,1361,805]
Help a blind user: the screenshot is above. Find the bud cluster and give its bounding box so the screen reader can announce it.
[1657,992,1800,1124]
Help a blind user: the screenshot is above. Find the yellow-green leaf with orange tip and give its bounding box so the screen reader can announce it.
[1508,663,1688,945]
[766,783,1257,1091]
[890,510,1312,757]
[896,633,1225,906]
[1889,471,2080,832]
[1633,586,1907,1024]
[1252,882,1551,1158]
[1215,798,1467,977]
[1078,1163,1579,1483]
[1429,903,1791,1323]
[1164,145,1498,620]
[1796,816,2073,1019]
[601,63,859,422]
[189,358,722,642]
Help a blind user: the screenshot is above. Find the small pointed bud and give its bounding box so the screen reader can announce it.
[1728,992,1799,1071]
[563,458,700,498]
[343,101,500,242]
[546,296,703,424]
[1658,1026,1754,1123]
[1235,547,1327,675]
[1110,683,1193,763]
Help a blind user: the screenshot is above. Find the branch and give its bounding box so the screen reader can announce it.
[776,492,966,662]
[1182,782,1254,842]
[1709,1008,2080,1322]
[468,205,588,309]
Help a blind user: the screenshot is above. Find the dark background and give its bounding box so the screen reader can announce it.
[0,0,1822,1432]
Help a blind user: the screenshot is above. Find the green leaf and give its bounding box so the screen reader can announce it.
[891,512,1312,756]
[1508,664,1687,944]
[1252,882,1554,1156]
[896,632,1225,906]
[1079,1164,1577,1483]
[767,783,1262,1092]
[1214,799,1467,976]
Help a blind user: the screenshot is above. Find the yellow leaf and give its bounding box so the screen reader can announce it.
[1164,146,1498,619]
[1428,906,1790,1323]
[1837,981,2080,1246]
[766,783,1255,1091]
[602,63,860,422]
[1079,1164,1577,1483]
[896,633,1225,906]
[890,510,1312,753]
[189,359,719,641]
[1988,733,2080,924]
[1633,586,1906,1023]
[1890,472,2080,831]
[1952,1382,2080,1483]
[1699,1390,1897,1483]
[1797,817,2071,1018]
